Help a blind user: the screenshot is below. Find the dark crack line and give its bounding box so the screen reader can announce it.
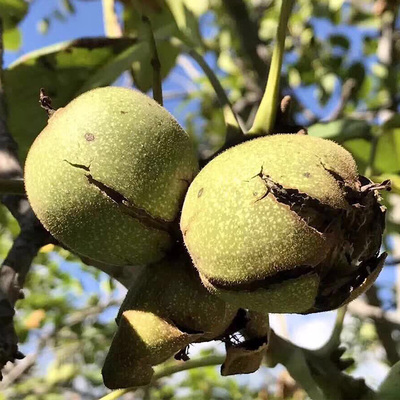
[321,163,346,187]
[170,319,204,336]
[64,160,172,233]
[253,168,344,235]
[64,160,90,171]
[310,253,387,313]
[248,167,387,315]
[85,175,172,233]
[207,266,316,292]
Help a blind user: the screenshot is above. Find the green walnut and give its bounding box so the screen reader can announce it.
[24,87,198,266]
[102,255,239,389]
[180,134,388,314]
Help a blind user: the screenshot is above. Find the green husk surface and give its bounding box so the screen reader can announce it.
[25,87,198,265]
[102,255,239,389]
[181,134,386,313]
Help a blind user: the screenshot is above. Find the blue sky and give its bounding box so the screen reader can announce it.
[4,0,104,66]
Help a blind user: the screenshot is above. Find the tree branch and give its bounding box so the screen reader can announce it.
[348,298,400,328]
[266,325,374,400]
[365,285,400,365]
[0,18,53,379]
[0,178,25,195]
[377,6,398,111]
[142,15,163,106]
[99,311,375,400]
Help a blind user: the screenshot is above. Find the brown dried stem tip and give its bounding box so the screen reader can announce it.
[39,88,55,117]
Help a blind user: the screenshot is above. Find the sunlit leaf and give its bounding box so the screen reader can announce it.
[342,138,370,172]
[122,0,180,92]
[308,119,371,142]
[165,0,204,47]
[3,26,22,51]
[62,0,75,14]
[47,362,78,385]
[378,360,400,400]
[374,128,400,174]
[37,18,50,35]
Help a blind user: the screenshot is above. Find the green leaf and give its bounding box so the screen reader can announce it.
[347,62,365,91]
[320,73,336,94]
[374,127,400,174]
[0,0,29,29]
[165,0,204,47]
[37,18,50,35]
[4,37,137,163]
[351,12,380,28]
[62,0,75,14]
[378,360,400,400]
[329,0,344,12]
[341,130,399,176]
[363,36,378,56]
[382,113,400,129]
[77,40,144,93]
[307,119,371,142]
[3,26,22,51]
[122,0,181,92]
[342,138,370,172]
[47,362,78,385]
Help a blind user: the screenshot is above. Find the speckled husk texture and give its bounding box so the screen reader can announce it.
[102,255,238,389]
[180,134,386,313]
[24,87,198,266]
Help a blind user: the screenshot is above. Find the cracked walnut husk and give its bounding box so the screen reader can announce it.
[102,254,241,389]
[180,134,390,314]
[24,87,198,266]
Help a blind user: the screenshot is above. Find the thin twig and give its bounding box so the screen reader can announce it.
[99,355,225,400]
[0,331,49,389]
[0,178,25,195]
[1,297,120,389]
[0,18,53,379]
[318,307,347,355]
[267,328,375,400]
[39,88,55,117]
[324,79,357,122]
[366,285,400,365]
[142,15,163,106]
[348,298,400,328]
[172,40,244,146]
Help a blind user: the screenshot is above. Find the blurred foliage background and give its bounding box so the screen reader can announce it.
[1,0,400,399]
